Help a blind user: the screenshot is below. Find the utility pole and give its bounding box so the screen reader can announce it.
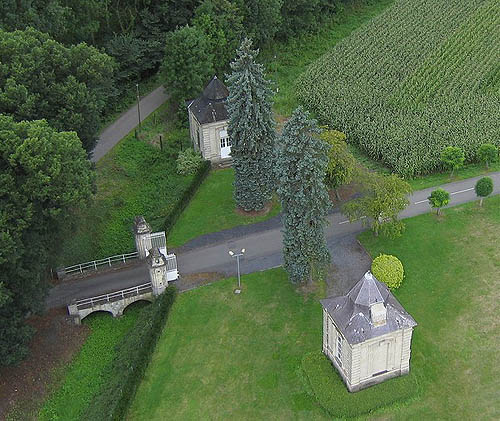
[229,248,245,292]
[136,83,142,129]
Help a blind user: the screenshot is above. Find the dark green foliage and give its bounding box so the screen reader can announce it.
[0,28,116,151]
[234,0,283,46]
[427,188,450,215]
[343,172,411,238]
[0,116,94,365]
[164,160,211,234]
[440,146,465,176]
[193,0,245,76]
[226,38,276,211]
[275,107,330,283]
[82,287,177,421]
[161,25,214,106]
[322,129,356,200]
[301,352,418,418]
[475,176,493,206]
[477,143,499,169]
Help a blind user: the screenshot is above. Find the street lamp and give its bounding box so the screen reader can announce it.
[228,248,245,290]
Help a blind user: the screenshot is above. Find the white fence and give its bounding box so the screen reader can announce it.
[74,282,152,310]
[59,251,139,278]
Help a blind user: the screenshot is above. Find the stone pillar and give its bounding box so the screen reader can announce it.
[148,247,168,296]
[133,216,152,259]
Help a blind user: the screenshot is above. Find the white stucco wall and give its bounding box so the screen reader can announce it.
[187,108,229,162]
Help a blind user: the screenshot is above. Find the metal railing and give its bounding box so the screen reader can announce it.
[165,254,177,272]
[75,282,152,310]
[61,251,139,276]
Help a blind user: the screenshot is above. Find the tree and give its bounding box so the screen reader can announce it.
[475,177,493,207]
[371,254,404,290]
[321,130,356,201]
[440,146,465,176]
[477,143,498,169]
[193,0,244,77]
[161,25,214,107]
[226,38,276,211]
[428,188,450,215]
[275,107,330,283]
[0,116,94,365]
[0,28,116,152]
[343,172,411,237]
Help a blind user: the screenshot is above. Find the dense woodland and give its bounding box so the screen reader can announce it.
[0,0,352,365]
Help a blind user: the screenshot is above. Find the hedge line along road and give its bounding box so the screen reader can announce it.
[47,172,500,308]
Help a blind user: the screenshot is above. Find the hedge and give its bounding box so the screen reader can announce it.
[301,352,419,418]
[164,159,211,234]
[82,287,177,421]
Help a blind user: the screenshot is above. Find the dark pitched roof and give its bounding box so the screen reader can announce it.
[188,76,229,125]
[320,271,417,345]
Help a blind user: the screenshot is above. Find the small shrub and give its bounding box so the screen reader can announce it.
[475,176,493,206]
[477,143,499,169]
[371,254,404,290]
[177,148,203,175]
[428,187,450,215]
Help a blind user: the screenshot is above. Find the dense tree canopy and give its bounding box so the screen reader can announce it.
[0,28,116,152]
[275,107,330,283]
[0,116,94,365]
[226,38,276,211]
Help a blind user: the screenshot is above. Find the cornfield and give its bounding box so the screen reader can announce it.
[297,0,500,177]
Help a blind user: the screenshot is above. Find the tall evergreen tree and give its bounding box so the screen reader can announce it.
[275,107,331,283]
[226,38,276,211]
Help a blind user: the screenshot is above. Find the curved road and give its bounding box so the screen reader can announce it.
[47,172,500,308]
[91,86,168,162]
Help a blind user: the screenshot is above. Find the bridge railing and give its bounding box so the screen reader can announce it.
[58,251,139,279]
[74,282,152,310]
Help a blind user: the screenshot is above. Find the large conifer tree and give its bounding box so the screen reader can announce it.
[276,107,331,283]
[226,38,275,211]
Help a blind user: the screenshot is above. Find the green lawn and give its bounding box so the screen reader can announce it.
[37,303,148,421]
[129,196,499,420]
[358,195,500,419]
[168,168,280,247]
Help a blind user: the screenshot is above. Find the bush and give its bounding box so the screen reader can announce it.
[82,287,177,421]
[440,146,465,175]
[475,177,493,206]
[177,148,203,175]
[477,143,499,169]
[301,352,418,418]
[428,188,450,215]
[164,160,211,234]
[371,254,404,290]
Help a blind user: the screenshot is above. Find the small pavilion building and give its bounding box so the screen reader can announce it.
[187,76,231,163]
[320,271,417,392]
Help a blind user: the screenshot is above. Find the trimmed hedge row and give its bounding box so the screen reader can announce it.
[82,287,177,421]
[164,159,211,234]
[301,352,419,418]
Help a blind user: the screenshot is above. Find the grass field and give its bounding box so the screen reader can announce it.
[128,196,500,420]
[298,0,500,176]
[168,168,280,247]
[37,303,148,421]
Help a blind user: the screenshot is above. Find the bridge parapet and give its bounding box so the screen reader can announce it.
[68,282,153,325]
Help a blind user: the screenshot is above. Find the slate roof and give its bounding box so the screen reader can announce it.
[320,271,417,345]
[187,76,229,125]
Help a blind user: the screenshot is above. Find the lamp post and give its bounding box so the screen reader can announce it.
[228,248,245,290]
[136,83,142,128]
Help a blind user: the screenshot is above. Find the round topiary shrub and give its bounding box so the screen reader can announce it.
[371,254,404,290]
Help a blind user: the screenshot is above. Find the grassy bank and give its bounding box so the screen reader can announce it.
[38,303,148,420]
[168,168,280,247]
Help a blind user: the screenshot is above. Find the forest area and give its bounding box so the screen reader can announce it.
[0,0,353,367]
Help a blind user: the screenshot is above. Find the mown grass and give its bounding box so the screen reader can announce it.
[38,303,148,421]
[358,195,500,419]
[168,168,281,247]
[56,104,193,266]
[129,196,499,420]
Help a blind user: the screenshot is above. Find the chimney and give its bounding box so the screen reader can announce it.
[370,302,387,327]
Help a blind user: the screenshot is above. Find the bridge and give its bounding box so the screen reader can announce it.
[64,216,179,324]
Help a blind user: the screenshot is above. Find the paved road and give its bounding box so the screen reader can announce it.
[47,172,500,308]
[91,86,168,162]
